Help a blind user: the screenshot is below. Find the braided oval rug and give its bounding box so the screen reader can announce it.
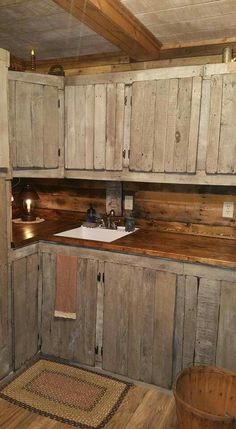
[0,359,133,428]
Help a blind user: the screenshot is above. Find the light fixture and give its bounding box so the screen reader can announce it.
[19,184,39,222]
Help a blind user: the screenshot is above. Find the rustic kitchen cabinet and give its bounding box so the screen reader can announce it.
[8,72,64,178]
[203,66,236,175]
[65,83,125,171]
[41,251,98,366]
[0,178,11,379]
[0,49,10,170]
[11,247,40,370]
[129,76,201,173]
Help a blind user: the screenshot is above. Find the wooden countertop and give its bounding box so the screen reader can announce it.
[12,218,236,269]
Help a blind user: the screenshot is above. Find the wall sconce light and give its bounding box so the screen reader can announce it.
[31,48,36,71]
[19,184,39,222]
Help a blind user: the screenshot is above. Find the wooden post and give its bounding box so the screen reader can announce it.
[0,49,10,170]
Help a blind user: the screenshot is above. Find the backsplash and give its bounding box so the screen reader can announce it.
[12,178,236,238]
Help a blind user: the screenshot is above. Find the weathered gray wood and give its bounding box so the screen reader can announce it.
[173,77,192,172]
[85,85,95,170]
[8,70,64,89]
[8,80,16,167]
[216,281,236,372]
[43,85,59,168]
[205,75,223,173]
[140,268,155,383]
[31,84,44,167]
[127,266,143,380]
[187,76,202,173]
[152,271,176,388]
[15,81,32,167]
[165,79,178,172]
[94,84,106,170]
[65,86,76,169]
[95,261,104,366]
[103,262,129,375]
[0,264,10,379]
[123,84,132,168]
[106,181,122,216]
[218,74,236,174]
[195,278,220,365]
[130,81,156,172]
[153,79,169,172]
[182,276,198,368]
[41,253,97,366]
[196,78,211,171]
[106,83,124,171]
[0,54,10,168]
[12,253,39,370]
[173,275,185,379]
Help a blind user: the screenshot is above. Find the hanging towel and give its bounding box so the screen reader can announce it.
[54,254,77,319]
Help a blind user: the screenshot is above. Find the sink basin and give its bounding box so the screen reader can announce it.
[55,225,138,243]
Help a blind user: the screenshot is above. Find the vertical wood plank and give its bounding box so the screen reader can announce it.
[130,81,156,172]
[205,75,223,173]
[0,264,9,379]
[94,84,106,170]
[174,77,192,172]
[85,85,94,170]
[65,86,76,169]
[218,74,236,174]
[187,76,202,173]
[76,85,86,169]
[103,262,129,376]
[95,261,104,366]
[25,254,39,360]
[182,275,198,368]
[13,257,27,369]
[153,79,169,172]
[165,79,178,172]
[173,275,185,380]
[197,78,211,171]
[114,83,124,171]
[123,84,132,168]
[140,268,155,383]
[43,85,59,168]
[8,80,17,167]
[152,271,177,389]
[127,266,143,380]
[0,60,10,168]
[195,278,220,365]
[217,281,236,372]
[106,84,116,171]
[15,81,33,167]
[31,84,44,168]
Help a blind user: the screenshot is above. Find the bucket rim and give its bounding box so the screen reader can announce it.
[173,365,236,423]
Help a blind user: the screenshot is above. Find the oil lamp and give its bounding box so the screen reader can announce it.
[19,184,39,222]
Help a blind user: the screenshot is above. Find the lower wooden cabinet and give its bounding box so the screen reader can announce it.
[41,252,98,366]
[102,262,177,389]
[12,251,39,370]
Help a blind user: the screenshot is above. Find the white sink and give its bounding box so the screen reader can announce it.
[55,225,138,243]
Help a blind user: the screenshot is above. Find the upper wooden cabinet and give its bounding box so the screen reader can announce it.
[8,72,64,177]
[205,71,236,175]
[65,83,125,171]
[129,77,202,173]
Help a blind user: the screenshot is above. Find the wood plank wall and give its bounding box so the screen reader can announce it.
[12,179,236,238]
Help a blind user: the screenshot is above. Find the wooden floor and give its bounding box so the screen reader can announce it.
[0,384,177,429]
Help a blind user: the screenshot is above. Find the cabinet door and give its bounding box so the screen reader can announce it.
[8,78,62,170]
[65,83,125,171]
[129,77,201,173]
[12,253,39,370]
[206,73,236,174]
[41,252,98,366]
[102,262,177,389]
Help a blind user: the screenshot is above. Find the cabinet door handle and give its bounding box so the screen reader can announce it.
[97,272,101,282]
[123,149,126,159]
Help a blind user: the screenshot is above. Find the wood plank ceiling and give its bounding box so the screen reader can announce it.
[0,0,236,65]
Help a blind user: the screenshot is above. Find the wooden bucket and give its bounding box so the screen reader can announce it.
[173,366,236,429]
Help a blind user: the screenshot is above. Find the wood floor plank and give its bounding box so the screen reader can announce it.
[0,384,177,429]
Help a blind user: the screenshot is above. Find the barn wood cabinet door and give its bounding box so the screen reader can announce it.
[65,83,125,171]
[0,179,11,379]
[8,72,64,177]
[102,261,177,389]
[12,252,39,370]
[205,73,236,175]
[41,252,98,366]
[129,77,202,173]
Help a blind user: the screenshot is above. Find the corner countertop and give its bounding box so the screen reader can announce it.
[12,218,236,269]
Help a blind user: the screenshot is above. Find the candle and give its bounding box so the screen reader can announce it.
[25,198,32,214]
[31,48,36,71]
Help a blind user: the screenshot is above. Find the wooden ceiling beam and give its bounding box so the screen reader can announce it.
[51,0,162,61]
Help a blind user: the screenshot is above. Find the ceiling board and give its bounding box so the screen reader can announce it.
[121,0,236,48]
